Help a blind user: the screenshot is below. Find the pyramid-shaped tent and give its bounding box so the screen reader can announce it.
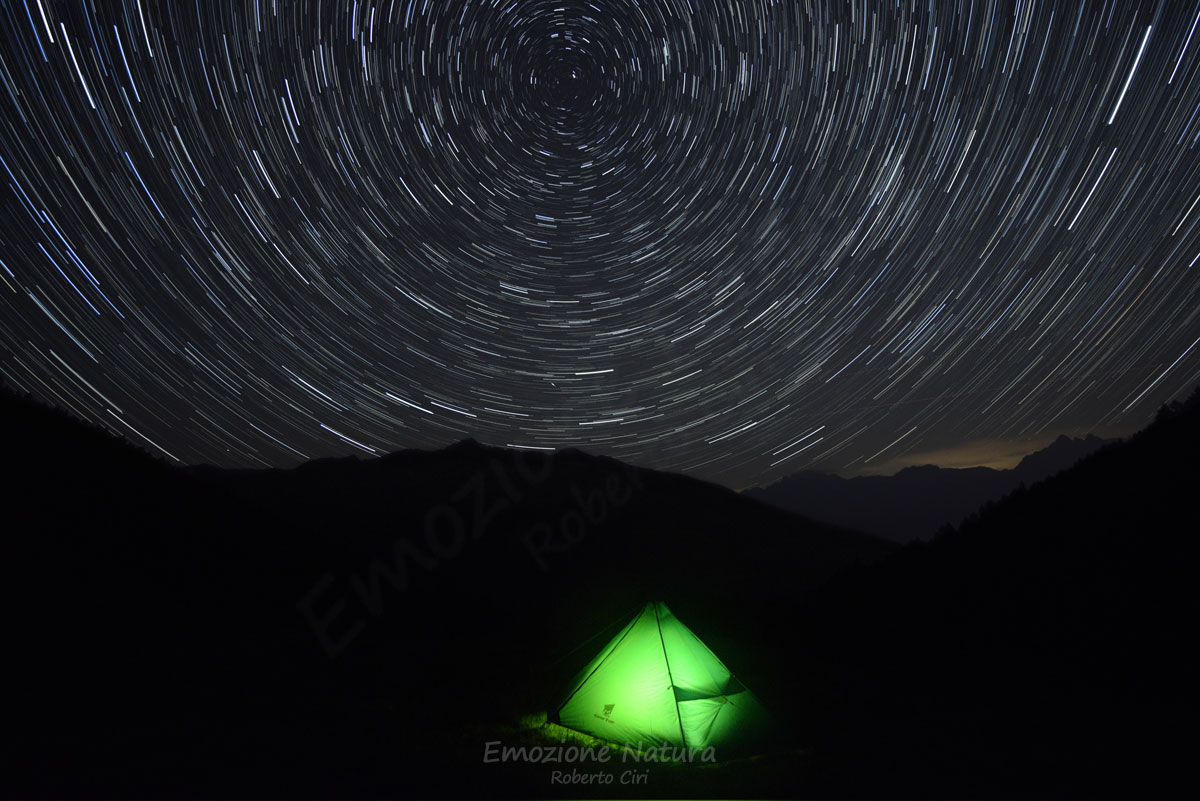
[555,602,768,752]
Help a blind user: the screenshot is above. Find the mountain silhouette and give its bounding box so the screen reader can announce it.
[745,433,1116,542]
[1,383,890,798]
[793,384,1200,797]
[4,380,1197,798]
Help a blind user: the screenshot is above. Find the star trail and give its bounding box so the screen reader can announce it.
[2,0,1200,488]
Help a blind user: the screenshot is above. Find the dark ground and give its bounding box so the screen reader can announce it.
[3,383,1199,799]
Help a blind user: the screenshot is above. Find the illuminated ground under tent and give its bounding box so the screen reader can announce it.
[553,602,769,754]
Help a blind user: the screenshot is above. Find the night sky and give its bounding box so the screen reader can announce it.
[2,0,1199,490]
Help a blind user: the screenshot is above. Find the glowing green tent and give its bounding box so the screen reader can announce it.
[555,602,768,752]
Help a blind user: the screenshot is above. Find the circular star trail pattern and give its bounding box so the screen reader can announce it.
[3,0,1200,487]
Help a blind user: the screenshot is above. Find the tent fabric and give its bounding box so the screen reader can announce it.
[556,602,768,752]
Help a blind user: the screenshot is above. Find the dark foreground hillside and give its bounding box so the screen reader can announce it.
[1,385,890,799]
[796,386,1200,798]
[3,384,1198,798]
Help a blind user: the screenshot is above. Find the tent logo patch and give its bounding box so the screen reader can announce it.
[594,703,616,723]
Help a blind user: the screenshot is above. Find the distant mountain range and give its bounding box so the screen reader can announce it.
[744,433,1118,542]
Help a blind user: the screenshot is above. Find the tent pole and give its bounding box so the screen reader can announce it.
[653,602,688,751]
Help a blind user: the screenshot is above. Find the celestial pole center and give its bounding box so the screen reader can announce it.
[1,0,1199,488]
